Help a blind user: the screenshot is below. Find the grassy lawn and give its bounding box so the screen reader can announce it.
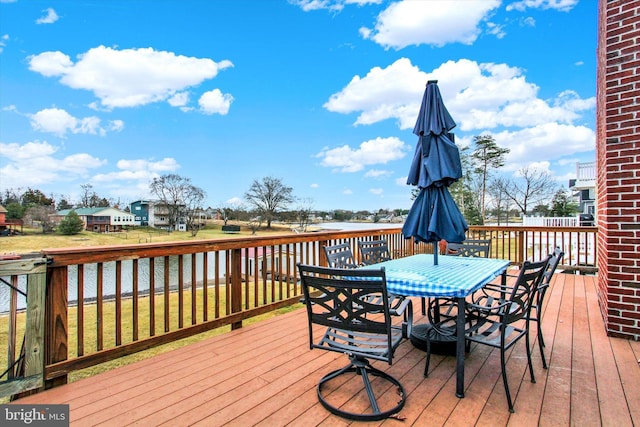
[1,222,296,255]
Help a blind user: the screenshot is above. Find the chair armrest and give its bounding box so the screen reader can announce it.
[388,294,412,316]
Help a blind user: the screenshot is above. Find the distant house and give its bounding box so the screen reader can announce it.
[129,200,184,230]
[56,207,136,233]
[569,161,596,223]
[129,200,152,226]
[0,204,23,235]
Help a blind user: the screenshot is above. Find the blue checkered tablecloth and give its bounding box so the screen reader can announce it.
[360,254,511,298]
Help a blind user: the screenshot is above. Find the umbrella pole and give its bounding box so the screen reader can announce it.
[433,241,438,265]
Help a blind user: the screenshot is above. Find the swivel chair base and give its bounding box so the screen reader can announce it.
[317,356,406,421]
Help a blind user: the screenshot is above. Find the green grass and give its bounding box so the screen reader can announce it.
[1,222,296,255]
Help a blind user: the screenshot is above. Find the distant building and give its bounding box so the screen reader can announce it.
[569,161,596,223]
[129,200,185,230]
[0,204,24,235]
[56,207,136,233]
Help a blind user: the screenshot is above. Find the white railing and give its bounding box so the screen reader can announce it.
[523,216,580,227]
[577,161,596,181]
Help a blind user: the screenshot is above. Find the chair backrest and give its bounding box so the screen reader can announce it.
[297,263,400,364]
[534,247,565,311]
[323,243,358,269]
[445,239,491,258]
[502,256,551,323]
[358,239,392,266]
[542,247,564,286]
[471,256,550,325]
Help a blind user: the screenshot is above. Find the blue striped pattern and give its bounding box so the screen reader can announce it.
[361,254,511,298]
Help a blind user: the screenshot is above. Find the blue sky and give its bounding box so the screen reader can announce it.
[0,0,596,212]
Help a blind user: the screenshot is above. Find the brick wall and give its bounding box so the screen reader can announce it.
[597,0,640,340]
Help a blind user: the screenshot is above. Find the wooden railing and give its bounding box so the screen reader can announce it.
[0,257,47,400]
[1,225,597,394]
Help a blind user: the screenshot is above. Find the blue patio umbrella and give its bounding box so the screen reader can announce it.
[402,80,468,264]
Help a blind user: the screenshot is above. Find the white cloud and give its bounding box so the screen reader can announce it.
[0,34,9,54]
[507,0,578,12]
[493,122,595,171]
[360,0,501,49]
[0,141,106,188]
[91,158,180,199]
[369,188,384,196]
[28,46,234,111]
[199,89,234,115]
[36,8,59,24]
[395,176,408,186]
[28,107,124,137]
[317,136,409,173]
[291,0,381,12]
[226,197,244,207]
[364,169,392,178]
[310,183,319,188]
[324,57,427,128]
[325,56,595,178]
[168,92,189,107]
[104,158,179,178]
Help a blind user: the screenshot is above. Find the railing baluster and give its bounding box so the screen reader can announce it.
[149,257,155,337]
[178,254,184,329]
[163,256,170,332]
[77,264,84,356]
[191,254,197,325]
[132,259,138,342]
[115,260,122,346]
[7,275,18,379]
[96,263,103,351]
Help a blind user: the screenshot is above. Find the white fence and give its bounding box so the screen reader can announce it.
[523,216,580,227]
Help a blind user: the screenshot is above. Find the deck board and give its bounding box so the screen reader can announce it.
[12,273,640,426]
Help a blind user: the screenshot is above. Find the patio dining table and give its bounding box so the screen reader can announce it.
[360,253,510,398]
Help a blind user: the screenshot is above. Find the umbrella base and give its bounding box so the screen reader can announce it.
[409,323,457,356]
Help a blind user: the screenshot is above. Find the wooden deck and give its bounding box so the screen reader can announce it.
[13,273,640,426]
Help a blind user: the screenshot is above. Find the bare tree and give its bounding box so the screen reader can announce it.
[247,212,263,235]
[493,167,557,217]
[150,174,206,232]
[24,205,56,233]
[79,184,93,208]
[244,176,294,228]
[217,200,243,226]
[182,186,206,237]
[78,184,110,208]
[294,198,314,232]
[488,177,511,225]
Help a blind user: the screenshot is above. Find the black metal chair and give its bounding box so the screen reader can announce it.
[423,256,551,412]
[323,242,413,338]
[421,239,492,315]
[297,263,407,421]
[357,239,392,265]
[445,239,492,257]
[531,247,564,369]
[323,242,358,269]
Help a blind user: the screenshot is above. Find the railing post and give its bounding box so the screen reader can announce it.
[45,264,68,387]
[319,239,330,266]
[517,230,525,265]
[230,248,242,330]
